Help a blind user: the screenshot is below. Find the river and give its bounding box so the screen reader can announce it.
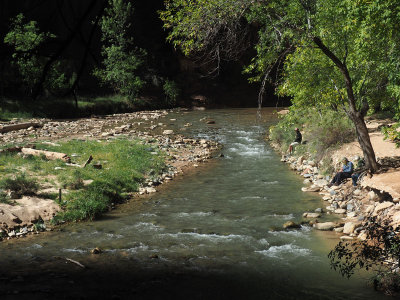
[0,108,386,299]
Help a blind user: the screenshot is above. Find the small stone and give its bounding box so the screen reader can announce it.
[347,212,357,218]
[334,208,347,214]
[91,247,102,254]
[353,189,362,196]
[368,191,377,201]
[340,236,354,240]
[93,164,102,169]
[163,130,174,135]
[313,222,337,231]
[206,120,215,124]
[303,212,321,218]
[315,208,323,213]
[146,187,156,193]
[334,227,344,233]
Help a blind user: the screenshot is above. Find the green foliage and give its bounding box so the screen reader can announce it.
[382,123,400,147]
[0,139,165,223]
[160,0,247,56]
[161,0,400,169]
[269,107,355,161]
[163,79,180,106]
[3,14,71,95]
[0,190,11,204]
[94,0,145,101]
[329,217,400,295]
[0,173,39,196]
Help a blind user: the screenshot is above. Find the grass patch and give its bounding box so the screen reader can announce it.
[0,139,166,222]
[0,173,39,196]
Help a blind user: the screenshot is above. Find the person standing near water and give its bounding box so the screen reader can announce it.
[288,128,302,155]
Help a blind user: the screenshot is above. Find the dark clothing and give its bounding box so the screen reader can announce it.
[331,171,352,185]
[351,173,360,186]
[294,130,302,143]
[351,158,365,186]
[330,161,354,185]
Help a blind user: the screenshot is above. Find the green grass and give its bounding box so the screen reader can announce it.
[0,173,39,196]
[0,138,166,222]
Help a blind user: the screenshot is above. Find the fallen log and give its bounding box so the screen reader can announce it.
[0,122,43,134]
[0,146,22,154]
[21,148,71,162]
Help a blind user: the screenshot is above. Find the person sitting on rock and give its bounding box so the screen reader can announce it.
[288,128,302,155]
[328,157,354,187]
[351,156,366,186]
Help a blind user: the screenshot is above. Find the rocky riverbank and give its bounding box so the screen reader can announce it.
[0,109,221,241]
[274,116,400,241]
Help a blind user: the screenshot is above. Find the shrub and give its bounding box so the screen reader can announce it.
[270,107,355,160]
[0,174,38,196]
[163,79,180,106]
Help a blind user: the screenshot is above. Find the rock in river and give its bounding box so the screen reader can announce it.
[313,222,337,231]
[283,221,301,229]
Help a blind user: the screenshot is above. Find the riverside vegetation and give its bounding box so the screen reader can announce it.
[269,107,400,295]
[0,109,220,241]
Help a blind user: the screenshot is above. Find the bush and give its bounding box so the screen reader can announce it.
[0,174,38,196]
[329,216,400,296]
[270,107,355,160]
[163,79,180,106]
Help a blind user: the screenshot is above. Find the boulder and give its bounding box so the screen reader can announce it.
[313,222,337,231]
[343,222,361,235]
[374,201,394,214]
[334,208,347,214]
[353,189,362,196]
[283,221,301,229]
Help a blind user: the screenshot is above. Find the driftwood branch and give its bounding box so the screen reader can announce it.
[0,122,42,134]
[21,148,71,162]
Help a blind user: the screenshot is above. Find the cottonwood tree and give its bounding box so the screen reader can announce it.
[94,0,145,101]
[161,0,400,172]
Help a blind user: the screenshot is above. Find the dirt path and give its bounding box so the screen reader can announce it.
[332,117,400,200]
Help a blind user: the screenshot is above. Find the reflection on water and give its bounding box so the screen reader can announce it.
[0,109,385,299]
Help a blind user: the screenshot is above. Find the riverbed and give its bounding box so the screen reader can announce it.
[0,108,385,299]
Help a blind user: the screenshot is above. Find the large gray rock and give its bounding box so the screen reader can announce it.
[313,222,337,231]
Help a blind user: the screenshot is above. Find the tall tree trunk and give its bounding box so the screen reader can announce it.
[348,110,379,171]
[313,37,379,172]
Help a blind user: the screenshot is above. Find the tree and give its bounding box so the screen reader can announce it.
[94,0,145,101]
[4,13,70,95]
[161,0,400,172]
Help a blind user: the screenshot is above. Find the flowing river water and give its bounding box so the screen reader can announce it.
[0,108,386,299]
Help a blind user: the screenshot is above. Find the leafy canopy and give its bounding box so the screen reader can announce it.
[94,0,145,100]
[4,14,70,95]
